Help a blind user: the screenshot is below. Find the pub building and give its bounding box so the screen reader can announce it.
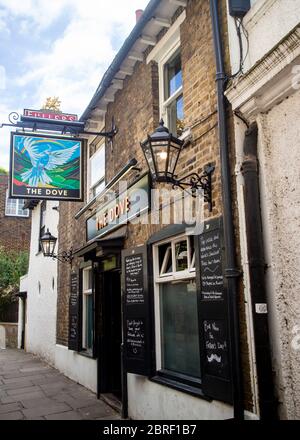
[54,0,260,420]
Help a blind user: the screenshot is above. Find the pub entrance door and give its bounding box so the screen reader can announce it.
[98,268,122,401]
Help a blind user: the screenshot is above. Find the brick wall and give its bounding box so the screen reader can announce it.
[56,0,253,410]
[0,174,31,253]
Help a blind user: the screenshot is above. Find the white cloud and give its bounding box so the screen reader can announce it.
[12,0,150,113]
[0,9,9,34]
[0,0,150,168]
[0,0,71,31]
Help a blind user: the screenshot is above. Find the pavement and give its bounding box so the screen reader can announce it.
[0,348,121,420]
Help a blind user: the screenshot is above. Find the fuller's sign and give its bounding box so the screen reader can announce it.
[86,173,150,241]
[9,132,83,201]
[23,109,78,122]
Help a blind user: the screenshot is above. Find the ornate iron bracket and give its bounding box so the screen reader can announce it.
[0,112,21,129]
[80,116,118,140]
[172,163,215,211]
[0,112,118,141]
[53,249,74,265]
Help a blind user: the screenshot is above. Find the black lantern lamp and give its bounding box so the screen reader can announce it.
[141,119,184,183]
[40,228,73,264]
[141,119,215,211]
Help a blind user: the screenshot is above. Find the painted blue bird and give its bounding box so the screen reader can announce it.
[20,137,79,187]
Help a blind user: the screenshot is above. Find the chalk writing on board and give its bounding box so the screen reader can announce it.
[125,254,144,304]
[200,230,224,300]
[126,318,145,358]
[68,273,79,350]
[203,319,229,378]
[70,274,78,307]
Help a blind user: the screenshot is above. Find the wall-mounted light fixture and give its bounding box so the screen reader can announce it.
[140,120,215,211]
[40,229,73,264]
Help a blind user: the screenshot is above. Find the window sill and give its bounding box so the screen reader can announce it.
[150,374,211,402]
[5,214,29,218]
[78,349,96,360]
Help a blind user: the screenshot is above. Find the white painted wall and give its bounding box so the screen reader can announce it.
[18,274,28,349]
[128,374,233,420]
[226,0,300,420]
[20,201,59,365]
[256,93,300,419]
[55,344,97,393]
[228,0,300,75]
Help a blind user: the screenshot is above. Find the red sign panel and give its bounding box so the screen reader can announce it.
[23,109,78,122]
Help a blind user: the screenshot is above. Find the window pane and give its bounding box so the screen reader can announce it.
[83,268,93,291]
[167,94,184,137]
[165,52,182,99]
[88,269,93,290]
[175,240,188,271]
[17,199,29,217]
[91,146,105,188]
[93,179,105,197]
[86,294,94,350]
[6,194,17,215]
[159,244,172,274]
[160,281,200,378]
[189,236,195,269]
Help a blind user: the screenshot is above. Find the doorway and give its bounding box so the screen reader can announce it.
[98,268,122,401]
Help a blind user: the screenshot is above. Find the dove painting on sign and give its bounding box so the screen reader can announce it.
[10,132,83,201]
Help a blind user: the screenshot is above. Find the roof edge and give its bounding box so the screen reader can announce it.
[80,0,162,122]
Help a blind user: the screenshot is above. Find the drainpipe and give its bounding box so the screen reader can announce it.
[210,0,244,420]
[241,123,278,419]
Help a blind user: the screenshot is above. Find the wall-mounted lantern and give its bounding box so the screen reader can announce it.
[140,120,215,211]
[40,229,73,264]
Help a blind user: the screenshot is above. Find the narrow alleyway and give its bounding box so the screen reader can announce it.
[0,349,121,420]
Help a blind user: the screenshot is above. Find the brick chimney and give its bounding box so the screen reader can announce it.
[135,9,143,23]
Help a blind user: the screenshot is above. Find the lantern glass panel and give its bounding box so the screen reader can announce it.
[152,141,169,179]
[168,141,181,177]
[40,233,57,257]
[143,143,156,176]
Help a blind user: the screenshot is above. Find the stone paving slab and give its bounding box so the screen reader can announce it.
[0,349,121,420]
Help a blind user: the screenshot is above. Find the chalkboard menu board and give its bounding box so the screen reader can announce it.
[200,229,224,300]
[196,217,233,403]
[203,319,229,378]
[125,255,144,304]
[122,246,150,376]
[68,272,80,351]
[126,318,145,358]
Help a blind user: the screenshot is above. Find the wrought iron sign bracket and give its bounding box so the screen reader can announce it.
[0,112,118,141]
[53,249,74,265]
[172,163,215,211]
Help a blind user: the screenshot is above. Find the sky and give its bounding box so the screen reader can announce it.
[0,0,150,170]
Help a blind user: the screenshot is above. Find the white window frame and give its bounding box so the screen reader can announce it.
[158,40,182,131]
[87,139,106,201]
[82,266,93,351]
[153,234,196,371]
[5,190,29,217]
[147,11,186,135]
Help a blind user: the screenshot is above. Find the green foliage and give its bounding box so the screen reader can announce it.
[0,167,8,175]
[0,247,29,317]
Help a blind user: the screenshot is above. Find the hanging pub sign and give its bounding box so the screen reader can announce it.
[9,132,84,201]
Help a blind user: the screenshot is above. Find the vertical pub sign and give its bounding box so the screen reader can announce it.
[10,132,83,201]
